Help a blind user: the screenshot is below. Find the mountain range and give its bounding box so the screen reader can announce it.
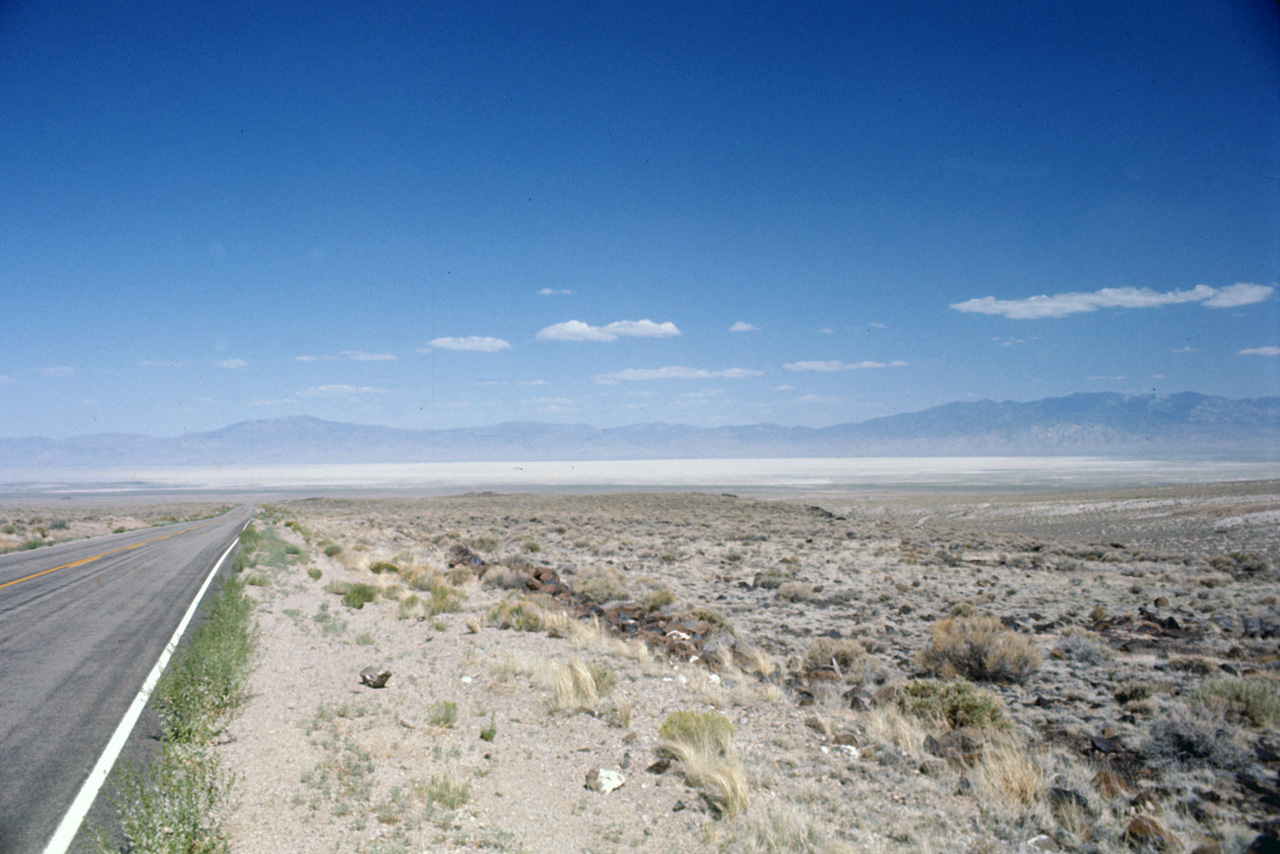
[2,392,1277,470]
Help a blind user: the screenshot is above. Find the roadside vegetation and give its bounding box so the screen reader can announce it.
[87,525,258,854]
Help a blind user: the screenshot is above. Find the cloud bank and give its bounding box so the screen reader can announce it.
[595,366,763,383]
[425,337,512,352]
[729,321,760,332]
[783,360,908,372]
[536,319,680,342]
[1240,346,1280,357]
[297,385,389,397]
[342,350,396,361]
[951,283,1273,319]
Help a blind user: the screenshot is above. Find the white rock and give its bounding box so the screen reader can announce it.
[585,768,626,794]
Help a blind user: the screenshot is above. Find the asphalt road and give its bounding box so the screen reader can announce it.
[0,505,254,854]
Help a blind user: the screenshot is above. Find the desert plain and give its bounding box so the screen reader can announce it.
[4,476,1278,853]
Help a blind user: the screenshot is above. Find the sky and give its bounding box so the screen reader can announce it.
[1,0,1277,439]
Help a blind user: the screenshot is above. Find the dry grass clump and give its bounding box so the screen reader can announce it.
[724,803,850,854]
[918,614,1041,684]
[573,568,628,604]
[479,563,527,590]
[969,733,1048,813]
[658,711,748,817]
[799,638,865,678]
[548,658,601,712]
[896,678,1008,730]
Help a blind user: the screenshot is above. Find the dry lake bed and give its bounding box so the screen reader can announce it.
[2,459,1278,853]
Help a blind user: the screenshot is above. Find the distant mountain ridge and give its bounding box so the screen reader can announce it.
[2,392,1277,469]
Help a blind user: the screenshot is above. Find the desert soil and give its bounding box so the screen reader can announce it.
[19,481,1280,854]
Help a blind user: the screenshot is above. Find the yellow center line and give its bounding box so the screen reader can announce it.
[0,524,211,591]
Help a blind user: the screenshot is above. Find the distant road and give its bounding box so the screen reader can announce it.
[0,506,254,854]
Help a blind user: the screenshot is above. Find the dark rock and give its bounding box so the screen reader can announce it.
[1049,786,1089,811]
[1244,836,1280,854]
[1091,734,1124,755]
[359,666,391,689]
[646,758,671,774]
[1125,816,1179,852]
[447,544,485,569]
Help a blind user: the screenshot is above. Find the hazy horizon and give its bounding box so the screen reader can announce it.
[2,3,1277,440]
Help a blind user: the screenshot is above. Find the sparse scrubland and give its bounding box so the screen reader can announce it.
[183,483,1275,853]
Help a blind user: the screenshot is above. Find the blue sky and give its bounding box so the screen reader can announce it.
[1,0,1277,438]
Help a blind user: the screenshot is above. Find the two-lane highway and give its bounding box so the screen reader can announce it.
[0,505,254,853]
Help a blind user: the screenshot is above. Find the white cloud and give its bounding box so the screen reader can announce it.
[294,354,337,362]
[342,350,396,361]
[217,359,248,370]
[424,336,512,352]
[817,327,834,335]
[140,360,184,367]
[538,288,574,295]
[993,337,1028,347]
[772,384,794,391]
[869,322,886,329]
[795,394,846,403]
[1204,283,1274,308]
[1239,346,1280,357]
[951,283,1273,319]
[729,321,760,332]
[37,366,76,377]
[536,319,680,342]
[1172,346,1196,353]
[297,385,389,396]
[595,365,764,383]
[783,360,908,372]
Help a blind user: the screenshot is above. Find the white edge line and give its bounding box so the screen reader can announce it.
[42,519,250,854]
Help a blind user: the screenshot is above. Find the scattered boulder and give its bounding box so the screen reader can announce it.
[447,544,485,571]
[359,666,391,689]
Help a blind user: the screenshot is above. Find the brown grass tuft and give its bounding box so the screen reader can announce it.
[918,614,1041,684]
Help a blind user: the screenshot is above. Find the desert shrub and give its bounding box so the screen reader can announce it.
[397,594,426,621]
[1169,656,1216,675]
[323,544,342,557]
[467,535,500,552]
[587,661,616,697]
[680,607,735,636]
[480,564,527,589]
[327,581,378,609]
[427,581,464,615]
[646,587,676,612]
[1056,630,1113,665]
[428,701,458,727]
[1208,551,1271,576]
[521,539,541,554]
[112,526,127,534]
[368,561,400,575]
[49,519,69,530]
[574,568,628,604]
[487,595,544,631]
[657,711,746,817]
[755,568,790,590]
[918,614,1041,684]
[897,678,1008,730]
[775,581,816,602]
[1113,681,1154,704]
[1188,677,1280,728]
[1144,704,1246,770]
[423,769,469,808]
[306,567,322,580]
[799,638,865,676]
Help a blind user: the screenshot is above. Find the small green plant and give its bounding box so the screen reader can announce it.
[369,561,401,575]
[659,711,736,757]
[306,567,322,580]
[49,519,69,530]
[428,701,458,727]
[423,770,469,809]
[327,580,378,609]
[112,526,127,534]
[244,571,269,587]
[480,714,497,742]
[323,544,343,557]
[355,631,375,646]
[522,539,541,554]
[897,678,1008,730]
